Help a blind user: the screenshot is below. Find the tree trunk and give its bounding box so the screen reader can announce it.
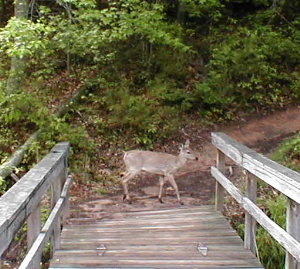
[14,0,28,17]
[0,0,4,25]
[5,0,29,95]
[177,1,186,24]
[0,84,91,180]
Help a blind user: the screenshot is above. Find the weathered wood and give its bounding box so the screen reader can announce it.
[19,175,72,269]
[211,166,300,262]
[62,176,72,223]
[244,172,257,254]
[50,267,262,269]
[19,199,65,269]
[215,149,225,211]
[212,132,300,205]
[27,202,41,249]
[286,199,300,269]
[51,173,63,253]
[0,142,69,257]
[51,206,262,268]
[212,132,300,267]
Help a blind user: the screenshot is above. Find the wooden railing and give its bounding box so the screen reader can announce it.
[0,142,71,269]
[211,132,300,269]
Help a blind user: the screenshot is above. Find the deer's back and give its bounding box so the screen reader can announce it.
[124,150,179,175]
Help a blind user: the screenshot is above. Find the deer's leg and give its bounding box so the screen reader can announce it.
[167,175,184,205]
[158,177,165,203]
[121,171,137,204]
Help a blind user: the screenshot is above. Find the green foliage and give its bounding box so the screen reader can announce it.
[191,25,300,117]
[179,0,224,21]
[272,133,300,170]
[234,193,286,269]
[46,0,191,69]
[0,88,95,192]
[0,17,51,58]
[102,79,179,146]
[0,176,6,195]
[256,194,286,269]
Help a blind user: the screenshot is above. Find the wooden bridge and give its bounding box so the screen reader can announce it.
[1,133,300,268]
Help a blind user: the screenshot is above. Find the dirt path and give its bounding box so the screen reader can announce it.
[69,106,300,223]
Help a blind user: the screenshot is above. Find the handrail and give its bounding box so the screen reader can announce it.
[0,142,71,268]
[211,132,300,269]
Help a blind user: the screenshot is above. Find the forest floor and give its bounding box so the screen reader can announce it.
[68,106,300,223]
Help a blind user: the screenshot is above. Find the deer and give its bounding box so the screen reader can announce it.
[121,140,198,205]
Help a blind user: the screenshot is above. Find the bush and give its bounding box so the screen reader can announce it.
[190,26,300,116]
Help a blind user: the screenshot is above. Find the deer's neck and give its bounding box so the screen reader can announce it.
[176,153,187,168]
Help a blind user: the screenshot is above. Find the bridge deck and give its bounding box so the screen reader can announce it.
[50,205,262,269]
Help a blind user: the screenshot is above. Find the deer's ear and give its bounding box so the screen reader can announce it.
[179,144,184,151]
[185,139,190,147]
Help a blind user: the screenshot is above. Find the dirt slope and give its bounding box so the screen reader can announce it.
[69,106,300,223]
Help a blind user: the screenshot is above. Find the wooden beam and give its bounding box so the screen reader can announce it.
[244,172,257,254]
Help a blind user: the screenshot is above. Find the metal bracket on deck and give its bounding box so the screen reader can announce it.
[96,244,107,256]
[197,242,208,256]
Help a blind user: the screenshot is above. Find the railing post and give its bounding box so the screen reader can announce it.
[215,149,225,211]
[27,203,41,269]
[62,176,72,223]
[50,176,62,254]
[244,172,257,255]
[286,199,300,269]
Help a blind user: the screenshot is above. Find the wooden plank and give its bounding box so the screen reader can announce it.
[60,237,243,247]
[67,211,223,224]
[54,244,258,252]
[56,240,248,250]
[63,217,229,229]
[49,265,264,269]
[50,257,261,266]
[103,205,215,215]
[51,206,262,269]
[211,166,300,262]
[61,232,239,241]
[61,226,239,236]
[51,257,261,265]
[53,248,260,257]
[59,236,245,250]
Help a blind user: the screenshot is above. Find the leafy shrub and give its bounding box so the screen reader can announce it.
[272,133,300,170]
[256,194,286,269]
[191,26,300,116]
[104,82,179,146]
